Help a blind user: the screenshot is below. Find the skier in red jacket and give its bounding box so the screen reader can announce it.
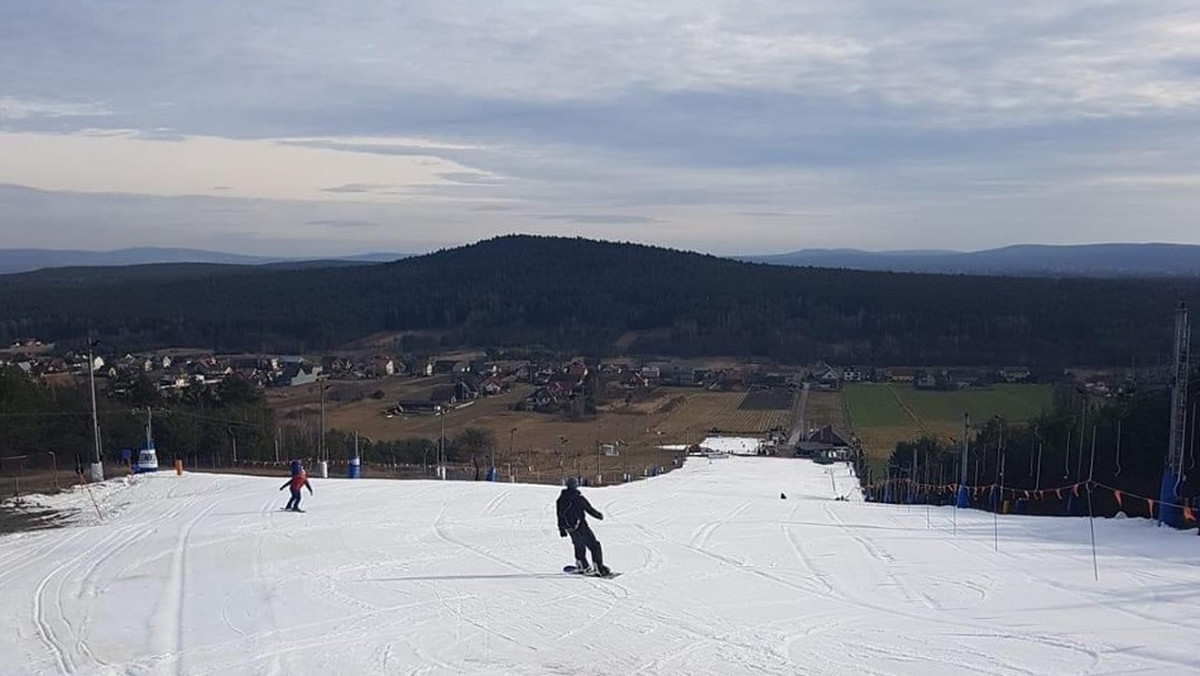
[280,470,313,511]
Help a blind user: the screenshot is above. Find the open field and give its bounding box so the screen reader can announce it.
[845,383,1054,461]
[267,381,788,482]
[799,389,850,437]
[650,391,794,438]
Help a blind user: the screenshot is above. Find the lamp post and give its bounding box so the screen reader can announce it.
[956,412,970,508]
[438,405,446,479]
[87,339,104,482]
[508,426,517,480]
[558,436,568,480]
[318,379,326,463]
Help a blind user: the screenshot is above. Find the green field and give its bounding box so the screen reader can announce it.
[845,383,1053,460]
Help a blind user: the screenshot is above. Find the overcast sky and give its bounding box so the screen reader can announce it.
[4,1,1200,256]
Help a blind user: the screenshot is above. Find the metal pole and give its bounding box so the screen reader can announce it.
[1087,424,1099,580]
[87,340,104,480]
[1063,427,1072,479]
[1035,441,1043,490]
[1088,426,1097,482]
[961,412,970,486]
[994,448,1004,551]
[319,381,326,463]
[956,412,969,508]
[1188,402,1197,470]
[1076,398,1087,482]
[912,444,918,504]
[997,418,1004,477]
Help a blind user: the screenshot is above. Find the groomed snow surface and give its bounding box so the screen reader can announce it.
[697,436,761,455]
[2,458,1198,675]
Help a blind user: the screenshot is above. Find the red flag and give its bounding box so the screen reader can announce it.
[1072,484,1081,497]
[1055,488,1063,499]
[1113,490,1123,508]
[1147,498,1156,517]
[1023,490,1030,499]
[1184,505,1195,522]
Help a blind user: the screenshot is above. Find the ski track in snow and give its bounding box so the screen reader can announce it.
[2,460,1200,675]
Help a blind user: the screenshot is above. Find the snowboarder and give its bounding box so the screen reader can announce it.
[280,468,313,511]
[557,476,610,576]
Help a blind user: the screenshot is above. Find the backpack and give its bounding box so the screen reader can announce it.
[559,490,585,530]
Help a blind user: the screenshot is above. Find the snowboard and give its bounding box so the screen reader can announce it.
[281,507,305,513]
[563,565,620,578]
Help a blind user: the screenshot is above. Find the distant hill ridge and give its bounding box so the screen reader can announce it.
[742,242,1200,277]
[5,242,1200,277]
[0,247,408,275]
[1,235,1197,368]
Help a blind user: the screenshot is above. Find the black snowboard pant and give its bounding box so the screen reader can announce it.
[569,522,603,568]
[286,489,302,510]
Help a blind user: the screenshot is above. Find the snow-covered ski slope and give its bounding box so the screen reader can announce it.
[2,458,1198,676]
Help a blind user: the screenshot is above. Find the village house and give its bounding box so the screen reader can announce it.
[480,374,506,396]
[395,399,441,414]
[808,425,850,448]
[1000,366,1031,383]
[278,363,323,387]
[523,387,560,413]
[809,363,841,390]
[430,385,458,406]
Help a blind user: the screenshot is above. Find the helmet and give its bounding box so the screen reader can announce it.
[565,476,579,490]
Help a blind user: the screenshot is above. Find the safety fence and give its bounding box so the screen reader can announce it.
[864,476,1199,528]
[0,452,73,498]
[186,457,670,486]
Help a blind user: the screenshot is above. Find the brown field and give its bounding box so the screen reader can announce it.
[266,382,796,483]
[650,391,793,438]
[269,380,698,482]
[799,390,851,438]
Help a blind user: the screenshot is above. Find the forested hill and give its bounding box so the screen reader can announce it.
[0,235,1195,366]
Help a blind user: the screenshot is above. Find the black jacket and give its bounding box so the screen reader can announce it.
[557,487,602,533]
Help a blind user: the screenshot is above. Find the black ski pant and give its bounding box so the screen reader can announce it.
[569,522,603,567]
[286,489,302,510]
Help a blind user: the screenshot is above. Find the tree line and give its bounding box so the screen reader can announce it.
[0,366,503,476]
[1,235,1197,367]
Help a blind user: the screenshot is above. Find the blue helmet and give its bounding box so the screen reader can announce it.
[565,476,579,490]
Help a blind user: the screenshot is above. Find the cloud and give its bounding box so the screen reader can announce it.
[534,213,660,225]
[0,131,492,203]
[438,172,507,186]
[322,183,388,194]
[0,97,110,121]
[303,219,380,229]
[3,1,1200,253]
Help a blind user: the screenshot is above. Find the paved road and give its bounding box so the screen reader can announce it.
[785,383,810,448]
